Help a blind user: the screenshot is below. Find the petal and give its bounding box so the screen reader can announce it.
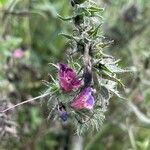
[58,63,81,91]
[79,87,92,97]
[59,63,68,71]
[71,87,94,109]
[84,95,94,109]
[72,79,81,88]
[65,68,76,79]
[58,64,67,77]
[59,78,72,91]
[71,100,85,109]
[59,111,68,121]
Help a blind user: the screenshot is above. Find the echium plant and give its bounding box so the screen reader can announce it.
[1,0,129,135]
[44,0,128,134]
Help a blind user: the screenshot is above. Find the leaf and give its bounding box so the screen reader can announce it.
[88,24,102,37]
[87,7,104,13]
[95,63,115,75]
[105,64,131,74]
[102,71,124,88]
[100,86,109,100]
[78,0,88,4]
[77,7,91,16]
[101,82,122,98]
[57,14,74,21]
[75,108,105,135]
[48,63,59,69]
[59,33,78,41]
[94,67,124,87]
[96,40,114,48]
[73,0,88,5]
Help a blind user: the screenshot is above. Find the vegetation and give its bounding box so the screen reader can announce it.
[0,0,150,149]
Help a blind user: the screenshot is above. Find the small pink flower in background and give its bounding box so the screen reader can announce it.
[58,63,81,91]
[12,48,24,58]
[71,87,94,109]
[133,94,144,103]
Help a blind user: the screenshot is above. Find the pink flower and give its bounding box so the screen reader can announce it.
[71,87,94,109]
[12,48,24,58]
[58,63,81,91]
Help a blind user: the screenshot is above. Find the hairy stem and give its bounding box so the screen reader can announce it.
[0,92,50,113]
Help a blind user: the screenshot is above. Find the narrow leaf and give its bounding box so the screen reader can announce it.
[87,7,104,13]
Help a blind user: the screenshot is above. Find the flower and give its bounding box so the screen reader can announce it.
[12,48,24,58]
[71,87,94,109]
[59,111,68,121]
[58,63,81,91]
[58,103,68,121]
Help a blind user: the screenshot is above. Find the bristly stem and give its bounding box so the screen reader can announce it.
[0,92,50,113]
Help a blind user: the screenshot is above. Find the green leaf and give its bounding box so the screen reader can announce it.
[96,40,114,48]
[73,0,88,5]
[94,64,125,87]
[87,7,104,13]
[57,14,74,21]
[59,33,78,41]
[101,82,121,98]
[88,24,102,37]
[76,109,105,135]
[95,63,115,75]
[102,71,124,87]
[100,86,110,100]
[105,64,131,74]
[77,7,91,16]
[48,63,58,69]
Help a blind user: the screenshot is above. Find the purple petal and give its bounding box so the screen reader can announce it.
[59,78,71,91]
[66,68,75,78]
[71,87,94,109]
[84,95,94,109]
[58,63,81,91]
[59,63,68,71]
[72,79,81,88]
[59,111,68,121]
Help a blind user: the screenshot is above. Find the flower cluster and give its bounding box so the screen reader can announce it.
[57,63,95,121]
[46,0,127,134]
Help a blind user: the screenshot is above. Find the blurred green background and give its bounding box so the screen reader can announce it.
[0,0,150,149]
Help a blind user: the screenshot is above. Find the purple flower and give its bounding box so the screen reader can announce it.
[59,111,68,121]
[58,63,81,91]
[58,103,68,121]
[71,87,94,109]
[12,48,24,58]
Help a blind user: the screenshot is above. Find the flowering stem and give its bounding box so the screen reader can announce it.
[83,43,92,87]
[0,92,50,113]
